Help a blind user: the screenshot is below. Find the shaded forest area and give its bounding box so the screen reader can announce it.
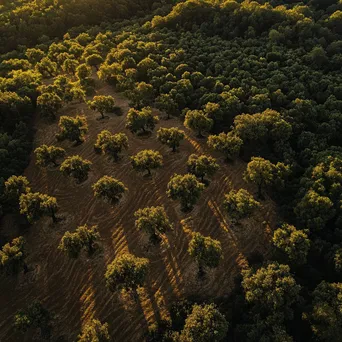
[1,0,342,341]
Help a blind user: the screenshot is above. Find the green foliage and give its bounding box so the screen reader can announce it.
[184,110,213,137]
[134,206,172,243]
[207,132,243,161]
[305,281,342,341]
[56,115,88,143]
[187,154,219,182]
[19,192,58,223]
[180,303,228,342]
[59,224,100,258]
[128,81,154,108]
[295,190,335,231]
[88,95,116,119]
[126,107,159,134]
[34,145,66,167]
[60,155,92,183]
[188,232,222,276]
[0,236,26,275]
[131,150,163,176]
[167,173,205,211]
[14,301,52,339]
[77,319,110,342]
[86,54,104,69]
[244,157,289,198]
[37,92,63,120]
[94,131,128,160]
[242,263,301,321]
[273,224,310,265]
[76,64,92,80]
[36,57,57,78]
[223,189,260,222]
[157,127,185,152]
[4,175,31,206]
[105,253,149,292]
[92,176,127,203]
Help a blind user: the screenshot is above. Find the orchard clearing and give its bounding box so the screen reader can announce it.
[0,74,276,341]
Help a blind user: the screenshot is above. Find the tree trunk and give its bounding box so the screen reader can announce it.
[201,175,204,182]
[172,144,176,153]
[52,160,59,167]
[147,168,151,176]
[257,182,262,199]
[100,111,105,119]
[51,209,57,223]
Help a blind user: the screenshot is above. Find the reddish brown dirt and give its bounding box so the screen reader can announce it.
[0,78,277,341]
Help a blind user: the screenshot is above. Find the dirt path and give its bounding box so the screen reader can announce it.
[0,78,276,341]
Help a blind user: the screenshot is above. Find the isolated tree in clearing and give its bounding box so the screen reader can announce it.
[19,192,58,223]
[134,206,172,243]
[77,319,110,342]
[56,115,88,144]
[157,127,185,152]
[131,150,163,176]
[187,154,219,183]
[223,189,260,223]
[94,131,128,161]
[34,145,66,167]
[14,301,52,339]
[59,225,100,258]
[88,95,116,119]
[167,173,205,211]
[188,232,222,277]
[180,303,229,342]
[92,176,128,204]
[105,253,149,298]
[60,155,92,183]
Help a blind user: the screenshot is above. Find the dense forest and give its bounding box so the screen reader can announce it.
[1,0,342,340]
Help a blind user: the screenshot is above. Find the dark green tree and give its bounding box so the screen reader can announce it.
[94,131,128,161]
[34,145,66,167]
[157,127,185,152]
[4,175,31,206]
[167,174,205,211]
[188,232,222,277]
[19,192,58,223]
[134,206,172,243]
[60,155,92,183]
[0,236,26,275]
[273,224,310,265]
[59,224,100,258]
[180,304,228,342]
[37,92,63,119]
[207,132,243,161]
[126,107,159,134]
[242,263,301,320]
[223,189,260,222]
[92,176,128,204]
[88,95,116,119]
[131,150,163,176]
[105,253,149,297]
[187,154,219,182]
[184,110,213,138]
[56,115,88,144]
